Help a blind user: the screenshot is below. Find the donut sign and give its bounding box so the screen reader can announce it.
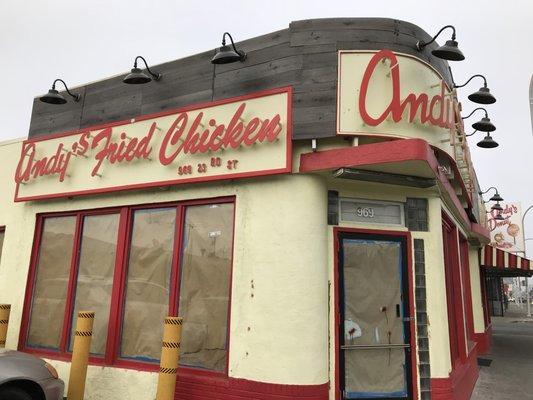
[337,50,460,157]
[488,202,525,253]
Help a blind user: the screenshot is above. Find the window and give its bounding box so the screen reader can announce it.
[21,199,235,373]
[177,204,233,371]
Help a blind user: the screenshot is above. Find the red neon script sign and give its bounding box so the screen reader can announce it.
[14,88,291,201]
[358,49,456,129]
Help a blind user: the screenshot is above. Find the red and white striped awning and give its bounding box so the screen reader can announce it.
[482,245,532,276]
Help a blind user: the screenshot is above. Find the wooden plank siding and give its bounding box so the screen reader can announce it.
[28,18,453,140]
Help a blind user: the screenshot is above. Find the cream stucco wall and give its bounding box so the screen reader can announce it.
[0,139,329,399]
[0,136,490,400]
[323,178,454,400]
[468,249,485,334]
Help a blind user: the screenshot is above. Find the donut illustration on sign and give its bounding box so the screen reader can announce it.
[507,223,520,245]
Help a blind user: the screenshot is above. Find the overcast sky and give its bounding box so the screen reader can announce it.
[1,0,533,253]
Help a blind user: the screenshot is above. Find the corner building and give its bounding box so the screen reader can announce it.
[0,18,531,400]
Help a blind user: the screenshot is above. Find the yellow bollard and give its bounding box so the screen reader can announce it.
[0,304,11,348]
[156,316,183,400]
[67,311,94,400]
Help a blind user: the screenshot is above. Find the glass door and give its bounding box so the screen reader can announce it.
[338,234,412,399]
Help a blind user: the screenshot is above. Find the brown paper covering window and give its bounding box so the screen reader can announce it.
[177,204,234,372]
[69,214,119,355]
[120,208,176,361]
[27,217,76,350]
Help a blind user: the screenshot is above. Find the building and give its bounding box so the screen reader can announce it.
[0,18,531,400]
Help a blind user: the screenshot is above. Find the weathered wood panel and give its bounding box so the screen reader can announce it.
[28,18,455,141]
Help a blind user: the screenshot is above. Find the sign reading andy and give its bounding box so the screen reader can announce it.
[15,87,291,201]
[488,202,525,253]
[337,50,459,154]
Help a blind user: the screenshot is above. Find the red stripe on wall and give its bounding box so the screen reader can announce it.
[484,246,492,266]
[508,253,517,269]
[496,249,505,268]
[174,375,329,400]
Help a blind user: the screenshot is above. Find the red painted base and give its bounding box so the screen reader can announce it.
[431,349,479,400]
[474,324,492,355]
[174,373,329,400]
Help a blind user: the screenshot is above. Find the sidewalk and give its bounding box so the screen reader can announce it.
[471,303,533,400]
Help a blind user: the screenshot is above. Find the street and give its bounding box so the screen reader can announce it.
[472,304,533,399]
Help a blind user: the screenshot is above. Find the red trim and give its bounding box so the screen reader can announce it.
[473,324,492,355]
[15,87,293,202]
[459,236,475,352]
[174,375,328,400]
[299,139,490,242]
[332,227,418,400]
[496,249,504,268]
[19,196,236,376]
[442,213,467,367]
[431,347,479,400]
[300,138,435,173]
[508,253,517,268]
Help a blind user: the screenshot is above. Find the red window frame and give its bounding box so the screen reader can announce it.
[18,196,236,375]
[441,213,467,369]
[0,226,5,262]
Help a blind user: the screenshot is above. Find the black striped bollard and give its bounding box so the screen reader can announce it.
[156,316,183,400]
[0,304,10,348]
[67,311,94,400]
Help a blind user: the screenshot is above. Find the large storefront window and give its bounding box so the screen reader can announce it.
[27,216,76,350]
[121,208,176,361]
[178,204,233,372]
[22,199,235,372]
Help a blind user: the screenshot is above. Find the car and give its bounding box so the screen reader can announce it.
[0,349,64,400]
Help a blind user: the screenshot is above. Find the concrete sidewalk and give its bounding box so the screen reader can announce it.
[471,304,533,400]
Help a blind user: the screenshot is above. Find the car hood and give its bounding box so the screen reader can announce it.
[0,349,44,362]
[0,349,50,383]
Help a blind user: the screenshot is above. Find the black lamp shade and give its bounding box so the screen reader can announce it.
[123,67,152,84]
[472,117,496,132]
[40,89,67,105]
[211,45,245,64]
[431,40,465,61]
[491,203,503,212]
[495,213,505,221]
[468,86,496,104]
[477,134,499,148]
[489,193,504,202]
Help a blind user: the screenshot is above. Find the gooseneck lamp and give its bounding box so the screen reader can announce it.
[416,25,465,61]
[491,203,503,212]
[465,130,499,149]
[462,108,496,132]
[123,56,162,84]
[211,32,247,64]
[479,187,504,203]
[454,74,496,104]
[494,213,505,221]
[40,79,81,104]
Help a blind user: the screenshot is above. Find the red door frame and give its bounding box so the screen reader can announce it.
[333,227,418,400]
[441,213,468,368]
[458,235,475,352]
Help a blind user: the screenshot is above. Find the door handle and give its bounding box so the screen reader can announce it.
[396,304,401,318]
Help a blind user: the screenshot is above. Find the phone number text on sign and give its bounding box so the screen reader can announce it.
[177,157,239,175]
